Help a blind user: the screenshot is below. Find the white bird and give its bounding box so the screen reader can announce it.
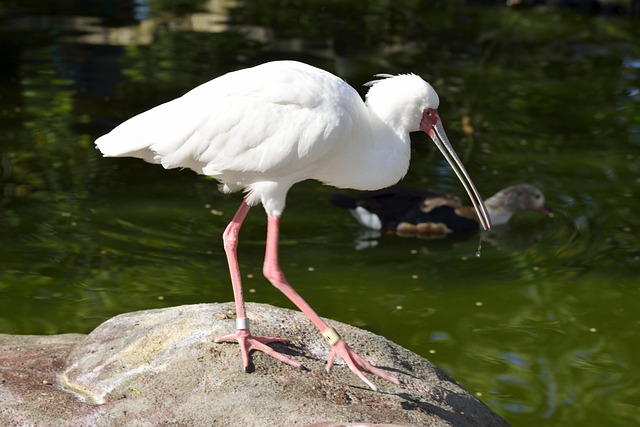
[96,60,491,391]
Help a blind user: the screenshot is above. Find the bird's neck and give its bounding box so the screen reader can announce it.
[313,114,412,191]
[484,193,514,226]
[350,114,412,189]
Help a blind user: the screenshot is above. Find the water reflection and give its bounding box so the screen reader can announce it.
[1,1,640,426]
[344,222,549,253]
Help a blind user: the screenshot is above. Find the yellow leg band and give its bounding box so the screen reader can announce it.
[321,327,341,346]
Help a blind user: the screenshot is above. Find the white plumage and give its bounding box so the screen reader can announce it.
[96,60,490,391]
[96,61,447,217]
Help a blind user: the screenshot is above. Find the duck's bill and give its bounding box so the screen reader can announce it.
[430,121,492,231]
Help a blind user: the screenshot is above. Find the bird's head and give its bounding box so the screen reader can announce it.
[365,74,439,133]
[490,184,550,214]
[365,73,492,231]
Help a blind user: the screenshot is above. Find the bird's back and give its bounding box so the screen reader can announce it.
[332,187,480,234]
[331,187,440,221]
[331,187,443,231]
[96,61,364,184]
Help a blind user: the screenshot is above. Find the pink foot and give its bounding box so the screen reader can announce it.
[215,329,305,371]
[325,331,400,391]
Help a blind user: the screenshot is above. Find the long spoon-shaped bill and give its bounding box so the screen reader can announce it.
[420,109,492,231]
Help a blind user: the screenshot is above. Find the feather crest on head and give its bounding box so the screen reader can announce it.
[364,74,394,87]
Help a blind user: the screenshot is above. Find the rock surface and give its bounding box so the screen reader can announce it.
[0,303,510,426]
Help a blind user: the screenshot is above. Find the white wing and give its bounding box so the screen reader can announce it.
[96,61,361,183]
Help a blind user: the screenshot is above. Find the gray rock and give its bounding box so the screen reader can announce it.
[0,303,509,426]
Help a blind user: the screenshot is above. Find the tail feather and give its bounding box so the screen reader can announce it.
[95,96,205,172]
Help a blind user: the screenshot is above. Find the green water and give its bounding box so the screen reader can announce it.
[1,1,639,425]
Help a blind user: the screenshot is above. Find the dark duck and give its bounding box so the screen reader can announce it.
[331,184,549,238]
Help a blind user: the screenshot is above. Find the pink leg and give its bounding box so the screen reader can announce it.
[214,201,303,371]
[263,215,399,391]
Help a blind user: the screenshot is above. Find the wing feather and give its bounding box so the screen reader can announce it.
[96,61,358,182]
